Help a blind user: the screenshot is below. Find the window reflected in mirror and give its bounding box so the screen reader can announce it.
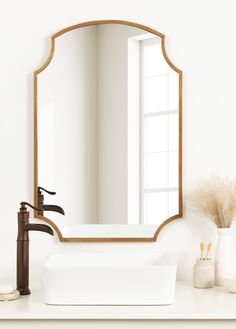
[128,32,179,225]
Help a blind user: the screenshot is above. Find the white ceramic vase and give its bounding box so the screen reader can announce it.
[215,228,234,286]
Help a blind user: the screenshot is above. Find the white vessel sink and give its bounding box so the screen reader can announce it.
[43,252,177,305]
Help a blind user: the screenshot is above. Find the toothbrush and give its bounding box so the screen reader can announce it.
[200,242,204,260]
[204,242,212,260]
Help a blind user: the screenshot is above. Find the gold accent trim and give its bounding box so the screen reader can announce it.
[34,20,183,242]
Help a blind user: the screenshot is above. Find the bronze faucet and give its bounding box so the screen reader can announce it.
[37,186,65,216]
[17,202,54,295]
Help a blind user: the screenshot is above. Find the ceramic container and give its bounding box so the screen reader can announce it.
[215,228,234,286]
[193,259,215,288]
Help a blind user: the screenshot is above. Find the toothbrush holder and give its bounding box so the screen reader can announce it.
[193,259,215,288]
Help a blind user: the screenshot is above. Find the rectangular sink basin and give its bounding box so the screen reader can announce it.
[43,252,177,305]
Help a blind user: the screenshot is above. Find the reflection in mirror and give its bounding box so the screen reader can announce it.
[36,22,182,240]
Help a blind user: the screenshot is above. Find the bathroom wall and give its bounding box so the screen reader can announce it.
[1,0,236,285]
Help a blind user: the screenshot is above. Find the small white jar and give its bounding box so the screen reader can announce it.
[193,259,215,288]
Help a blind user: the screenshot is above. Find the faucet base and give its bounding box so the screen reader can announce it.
[18,288,31,295]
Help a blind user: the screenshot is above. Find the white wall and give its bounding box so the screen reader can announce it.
[1,0,236,288]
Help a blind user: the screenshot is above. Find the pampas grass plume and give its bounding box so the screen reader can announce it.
[189,176,236,228]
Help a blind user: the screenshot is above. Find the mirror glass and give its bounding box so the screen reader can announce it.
[36,22,181,240]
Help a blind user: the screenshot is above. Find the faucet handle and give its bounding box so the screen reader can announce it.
[37,187,65,216]
[20,202,40,212]
[38,186,56,195]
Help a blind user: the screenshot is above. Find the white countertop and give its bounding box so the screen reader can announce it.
[0,282,236,320]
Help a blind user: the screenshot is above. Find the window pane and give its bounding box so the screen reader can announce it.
[168,191,179,217]
[168,150,178,187]
[144,42,169,77]
[145,153,168,189]
[144,76,168,113]
[169,113,178,151]
[145,116,168,153]
[169,73,179,110]
[144,192,168,224]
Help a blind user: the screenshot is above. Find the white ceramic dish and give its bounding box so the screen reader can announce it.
[43,252,177,305]
[223,274,236,293]
[0,290,20,301]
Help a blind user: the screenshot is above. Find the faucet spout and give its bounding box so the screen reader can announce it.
[25,223,54,235]
[42,204,65,215]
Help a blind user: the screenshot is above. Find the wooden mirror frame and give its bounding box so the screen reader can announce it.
[34,20,183,242]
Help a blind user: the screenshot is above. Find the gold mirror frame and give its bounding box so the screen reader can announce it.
[34,20,183,242]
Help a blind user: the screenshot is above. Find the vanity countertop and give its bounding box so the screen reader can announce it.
[0,281,236,320]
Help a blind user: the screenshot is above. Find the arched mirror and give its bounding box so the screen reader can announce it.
[34,20,182,242]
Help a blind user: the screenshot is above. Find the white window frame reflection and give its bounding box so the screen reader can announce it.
[140,38,179,224]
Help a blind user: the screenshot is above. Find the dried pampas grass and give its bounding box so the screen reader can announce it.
[189,176,236,228]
